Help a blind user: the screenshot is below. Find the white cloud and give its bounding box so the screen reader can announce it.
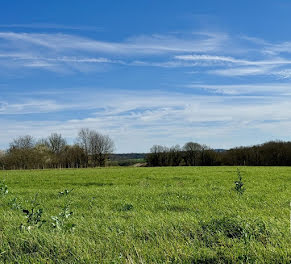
[0,31,228,55]
[0,23,103,31]
[1,29,291,151]
[186,83,291,95]
[1,88,291,152]
[274,69,291,79]
[208,66,274,77]
[0,100,66,114]
[1,30,291,78]
[0,31,230,72]
[263,41,291,55]
[175,54,291,66]
[175,54,250,64]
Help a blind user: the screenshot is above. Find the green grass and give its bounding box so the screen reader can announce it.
[0,167,290,263]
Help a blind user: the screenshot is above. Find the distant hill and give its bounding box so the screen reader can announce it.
[110,150,226,161]
[214,149,227,153]
[109,153,147,161]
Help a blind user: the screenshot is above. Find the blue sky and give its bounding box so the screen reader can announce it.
[1,1,291,152]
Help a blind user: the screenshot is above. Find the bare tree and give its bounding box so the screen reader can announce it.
[183,142,202,166]
[10,135,35,150]
[90,132,115,166]
[77,129,90,153]
[148,145,169,166]
[0,150,5,169]
[77,128,92,167]
[47,133,67,154]
[200,144,210,165]
[8,135,36,169]
[168,144,182,166]
[77,128,114,167]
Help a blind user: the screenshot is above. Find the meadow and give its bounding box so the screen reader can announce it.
[0,167,290,263]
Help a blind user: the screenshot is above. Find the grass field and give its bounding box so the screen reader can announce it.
[0,167,290,263]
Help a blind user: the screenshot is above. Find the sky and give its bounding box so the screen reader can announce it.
[1,1,291,153]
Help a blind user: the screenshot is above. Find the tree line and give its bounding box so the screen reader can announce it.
[1,133,291,169]
[0,128,114,170]
[146,140,291,167]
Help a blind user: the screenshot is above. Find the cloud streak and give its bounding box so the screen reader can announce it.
[0,23,103,31]
[186,83,291,95]
[0,31,228,54]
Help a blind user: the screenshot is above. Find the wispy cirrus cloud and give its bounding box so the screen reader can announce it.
[175,54,291,66]
[0,23,103,31]
[174,53,291,77]
[0,31,232,72]
[186,83,291,95]
[0,100,63,114]
[1,29,291,78]
[0,31,228,54]
[208,66,275,77]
